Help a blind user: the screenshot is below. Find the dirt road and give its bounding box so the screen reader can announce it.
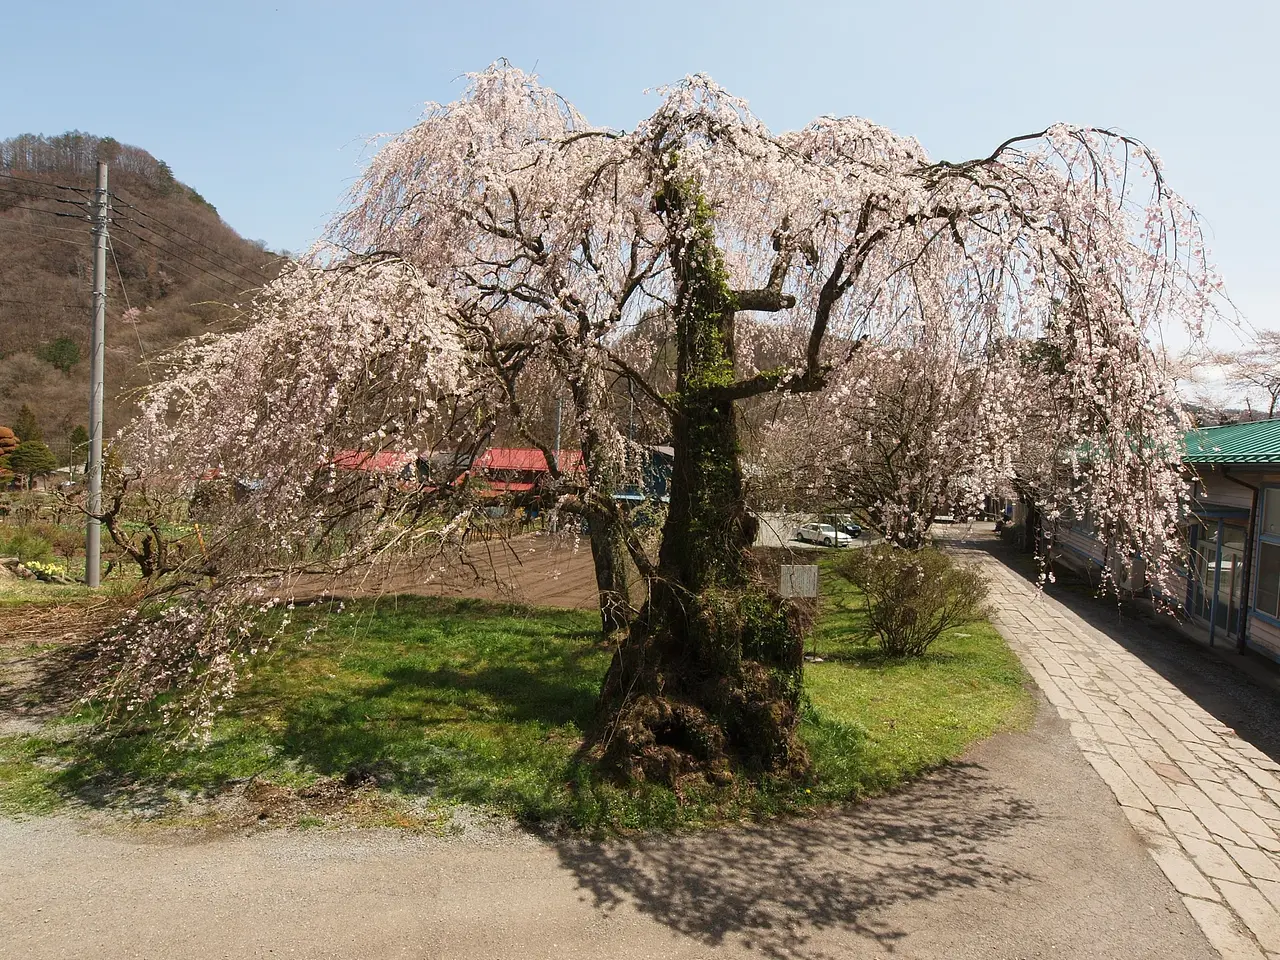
[292,531,605,611]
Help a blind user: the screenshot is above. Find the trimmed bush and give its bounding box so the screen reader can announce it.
[836,544,989,657]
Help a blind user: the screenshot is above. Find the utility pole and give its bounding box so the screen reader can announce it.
[85,161,108,588]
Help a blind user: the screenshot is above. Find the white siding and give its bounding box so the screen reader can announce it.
[1249,615,1280,661]
[1194,468,1255,510]
[1052,526,1106,577]
[1155,569,1189,611]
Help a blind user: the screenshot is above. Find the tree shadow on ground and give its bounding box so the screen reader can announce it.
[274,661,600,778]
[0,640,94,731]
[945,527,1280,764]
[36,653,606,815]
[552,760,1038,960]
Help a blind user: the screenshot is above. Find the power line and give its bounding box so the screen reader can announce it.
[111,191,274,281]
[114,212,272,288]
[8,186,268,289]
[0,214,92,243]
[113,223,256,294]
[114,214,265,289]
[0,171,93,194]
[0,185,91,208]
[110,189,273,282]
[0,297,87,309]
[109,228,243,301]
[0,216,91,238]
[109,234,151,375]
[0,222,93,248]
[0,201,88,220]
[115,217,264,289]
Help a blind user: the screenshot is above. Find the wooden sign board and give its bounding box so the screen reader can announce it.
[780,564,819,598]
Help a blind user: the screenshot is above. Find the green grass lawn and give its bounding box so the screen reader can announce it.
[0,563,1031,831]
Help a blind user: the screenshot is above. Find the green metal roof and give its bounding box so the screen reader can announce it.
[1183,419,1280,464]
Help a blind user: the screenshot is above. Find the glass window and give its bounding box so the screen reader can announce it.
[1192,524,1215,621]
[1256,541,1280,620]
[1264,490,1280,538]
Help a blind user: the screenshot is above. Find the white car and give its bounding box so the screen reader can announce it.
[793,522,852,547]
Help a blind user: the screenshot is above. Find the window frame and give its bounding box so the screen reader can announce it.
[1252,486,1280,627]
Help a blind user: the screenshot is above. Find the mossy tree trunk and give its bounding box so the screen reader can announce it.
[587,176,808,787]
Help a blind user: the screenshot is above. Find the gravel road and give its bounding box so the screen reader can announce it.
[0,699,1213,960]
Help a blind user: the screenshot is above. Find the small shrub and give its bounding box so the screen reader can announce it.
[0,528,53,563]
[836,544,989,657]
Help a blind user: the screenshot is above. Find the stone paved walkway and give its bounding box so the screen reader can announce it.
[951,530,1280,960]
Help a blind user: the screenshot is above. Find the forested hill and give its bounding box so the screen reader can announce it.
[0,131,286,461]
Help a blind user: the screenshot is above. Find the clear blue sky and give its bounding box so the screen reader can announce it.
[5,0,1277,337]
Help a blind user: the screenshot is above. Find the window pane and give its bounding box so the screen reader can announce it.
[1256,542,1280,619]
[1264,490,1280,538]
[1193,525,1214,620]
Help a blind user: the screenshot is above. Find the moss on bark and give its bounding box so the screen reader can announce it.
[586,173,808,788]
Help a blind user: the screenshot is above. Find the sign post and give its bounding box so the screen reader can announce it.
[780,564,819,598]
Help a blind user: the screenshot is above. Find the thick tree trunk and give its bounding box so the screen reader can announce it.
[566,375,635,635]
[587,515,631,634]
[585,177,808,787]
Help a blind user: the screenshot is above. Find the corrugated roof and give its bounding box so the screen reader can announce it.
[333,449,416,473]
[1183,419,1280,464]
[474,448,585,473]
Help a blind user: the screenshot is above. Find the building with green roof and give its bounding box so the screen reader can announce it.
[1184,419,1280,466]
[1177,419,1280,661]
[1050,418,1280,662]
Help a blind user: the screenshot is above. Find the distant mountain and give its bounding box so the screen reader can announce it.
[0,131,286,460]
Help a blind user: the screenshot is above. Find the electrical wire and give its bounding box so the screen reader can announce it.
[0,222,92,248]
[0,171,92,194]
[108,229,243,302]
[112,224,257,293]
[0,185,90,208]
[0,297,86,309]
[0,218,90,239]
[113,219,264,290]
[0,202,87,220]
[0,217,91,239]
[7,185,268,289]
[110,189,273,282]
[108,234,152,376]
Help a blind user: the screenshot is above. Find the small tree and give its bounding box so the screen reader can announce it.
[0,427,14,488]
[13,405,41,443]
[36,337,82,374]
[67,425,88,469]
[9,440,58,488]
[1220,331,1280,420]
[837,544,989,657]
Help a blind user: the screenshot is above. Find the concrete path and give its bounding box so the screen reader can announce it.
[947,527,1280,960]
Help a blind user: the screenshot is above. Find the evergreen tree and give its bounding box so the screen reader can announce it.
[68,424,89,468]
[9,439,58,487]
[14,404,42,442]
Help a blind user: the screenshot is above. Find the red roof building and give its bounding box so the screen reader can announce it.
[332,449,418,474]
[473,448,585,497]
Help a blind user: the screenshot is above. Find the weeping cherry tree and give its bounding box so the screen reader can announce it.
[118,65,1222,785]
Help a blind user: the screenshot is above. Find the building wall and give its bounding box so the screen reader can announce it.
[1194,467,1257,510]
[1051,524,1108,580]
[1249,616,1280,660]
